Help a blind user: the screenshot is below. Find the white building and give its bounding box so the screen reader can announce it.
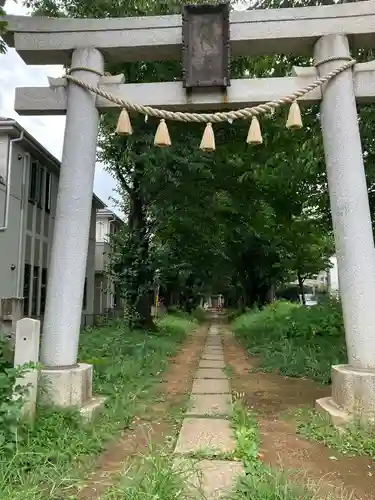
[0,117,105,328]
[95,208,124,314]
[299,255,340,296]
[326,255,339,296]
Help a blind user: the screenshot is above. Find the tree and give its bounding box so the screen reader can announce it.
[0,0,7,54]
[24,0,349,317]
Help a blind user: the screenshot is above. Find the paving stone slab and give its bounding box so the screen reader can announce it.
[192,460,244,499]
[208,327,219,335]
[202,351,224,358]
[201,353,225,361]
[199,359,225,368]
[203,347,223,353]
[187,394,232,416]
[192,378,230,394]
[174,418,235,454]
[195,368,228,380]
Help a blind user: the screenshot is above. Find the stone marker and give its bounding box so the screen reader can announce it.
[14,318,40,419]
[174,418,236,454]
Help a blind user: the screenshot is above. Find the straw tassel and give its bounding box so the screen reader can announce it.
[154,119,171,147]
[286,101,303,129]
[246,117,262,145]
[115,109,133,135]
[200,122,215,152]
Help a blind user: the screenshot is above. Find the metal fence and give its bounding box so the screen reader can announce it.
[28,308,124,331]
[81,308,124,328]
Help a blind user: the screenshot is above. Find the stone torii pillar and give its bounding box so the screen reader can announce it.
[315,34,375,424]
[40,47,106,416]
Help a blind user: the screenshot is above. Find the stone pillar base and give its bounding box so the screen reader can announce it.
[40,363,106,421]
[316,364,375,425]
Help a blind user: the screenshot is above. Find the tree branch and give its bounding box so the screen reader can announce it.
[112,163,131,196]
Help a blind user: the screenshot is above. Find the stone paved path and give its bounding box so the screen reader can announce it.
[174,324,244,499]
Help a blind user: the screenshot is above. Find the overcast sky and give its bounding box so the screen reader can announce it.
[0,0,118,211]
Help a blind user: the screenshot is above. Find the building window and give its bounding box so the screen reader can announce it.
[23,263,31,315]
[37,167,44,208]
[29,161,38,203]
[40,268,47,314]
[45,172,51,212]
[31,266,40,316]
[0,139,7,184]
[83,277,87,310]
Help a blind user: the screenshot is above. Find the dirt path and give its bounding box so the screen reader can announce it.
[76,325,207,500]
[222,327,375,500]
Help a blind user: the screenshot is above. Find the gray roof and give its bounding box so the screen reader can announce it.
[0,117,106,209]
[97,208,124,225]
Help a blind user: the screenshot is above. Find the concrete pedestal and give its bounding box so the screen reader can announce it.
[314,35,375,425]
[40,363,106,421]
[316,364,375,425]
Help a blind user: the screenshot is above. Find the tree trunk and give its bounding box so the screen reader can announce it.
[297,273,306,305]
[266,285,275,303]
[126,165,156,331]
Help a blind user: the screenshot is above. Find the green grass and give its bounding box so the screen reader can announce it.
[102,446,198,500]
[294,408,375,460]
[233,300,346,384]
[229,399,323,500]
[0,315,195,500]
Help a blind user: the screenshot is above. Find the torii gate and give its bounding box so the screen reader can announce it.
[5,1,375,422]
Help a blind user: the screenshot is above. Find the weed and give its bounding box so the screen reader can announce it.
[230,399,319,499]
[295,408,375,460]
[224,364,235,378]
[184,448,234,461]
[0,315,195,500]
[191,307,208,324]
[233,300,346,384]
[103,445,200,500]
[0,338,36,452]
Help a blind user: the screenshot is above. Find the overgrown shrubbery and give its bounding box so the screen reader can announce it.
[0,315,195,500]
[233,299,346,384]
[226,308,245,322]
[166,305,207,323]
[191,306,207,323]
[295,408,375,460]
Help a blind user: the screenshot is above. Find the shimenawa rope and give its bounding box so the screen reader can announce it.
[65,58,355,124]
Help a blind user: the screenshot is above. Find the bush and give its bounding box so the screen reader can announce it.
[233,299,346,384]
[226,308,244,322]
[191,306,207,323]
